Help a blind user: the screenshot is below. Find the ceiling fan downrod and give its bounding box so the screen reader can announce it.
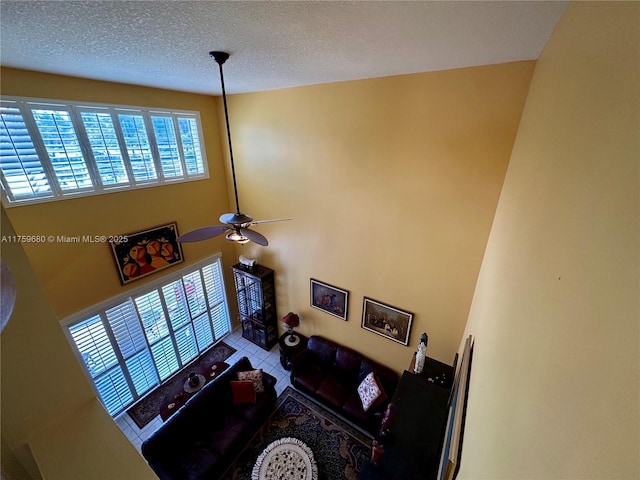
[210,51,247,224]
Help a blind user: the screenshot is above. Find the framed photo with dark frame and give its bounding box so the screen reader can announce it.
[361,297,413,345]
[310,279,349,321]
[110,222,184,285]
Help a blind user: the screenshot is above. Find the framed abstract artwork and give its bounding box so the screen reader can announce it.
[110,222,184,285]
[361,297,413,345]
[310,279,349,321]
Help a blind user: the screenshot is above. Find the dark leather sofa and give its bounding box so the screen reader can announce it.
[290,335,399,434]
[141,357,277,480]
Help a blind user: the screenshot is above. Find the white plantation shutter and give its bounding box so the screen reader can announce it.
[135,291,169,344]
[174,324,198,365]
[118,114,156,182]
[0,104,53,200]
[210,303,230,340]
[106,300,146,357]
[1,97,208,206]
[150,337,179,381]
[202,262,230,339]
[125,350,158,397]
[80,110,129,186]
[94,368,134,415]
[192,313,214,352]
[151,115,183,178]
[162,280,191,330]
[162,280,200,364]
[106,301,158,396]
[32,108,93,191]
[68,315,132,414]
[178,117,205,175]
[183,271,207,318]
[65,255,231,416]
[69,315,116,377]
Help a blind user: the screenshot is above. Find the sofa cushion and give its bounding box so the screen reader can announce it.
[293,363,324,393]
[233,372,276,421]
[334,347,362,385]
[206,416,250,455]
[231,380,256,404]
[317,376,349,409]
[307,335,338,364]
[237,369,264,393]
[179,441,221,480]
[357,372,387,411]
[358,359,397,401]
[343,392,371,424]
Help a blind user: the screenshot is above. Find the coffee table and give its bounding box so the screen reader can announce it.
[252,437,318,480]
[160,361,229,421]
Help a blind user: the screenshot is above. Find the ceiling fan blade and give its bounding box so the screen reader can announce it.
[177,225,229,243]
[240,228,269,246]
[250,218,292,225]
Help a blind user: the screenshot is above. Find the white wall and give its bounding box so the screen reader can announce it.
[458,2,639,479]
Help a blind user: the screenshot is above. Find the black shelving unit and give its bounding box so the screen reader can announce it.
[232,263,278,351]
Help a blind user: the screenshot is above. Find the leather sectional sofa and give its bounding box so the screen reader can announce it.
[141,356,277,480]
[290,335,399,434]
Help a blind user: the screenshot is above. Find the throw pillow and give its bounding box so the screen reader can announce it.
[357,371,387,412]
[237,369,264,393]
[231,380,257,404]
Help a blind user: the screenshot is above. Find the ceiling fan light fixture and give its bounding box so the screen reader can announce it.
[226,230,250,244]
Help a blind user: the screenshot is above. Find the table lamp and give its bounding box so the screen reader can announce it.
[282,312,300,346]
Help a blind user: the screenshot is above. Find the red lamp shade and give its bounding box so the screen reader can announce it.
[282,312,300,329]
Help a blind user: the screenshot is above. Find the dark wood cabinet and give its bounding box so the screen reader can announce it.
[359,358,454,480]
[232,263,278,350]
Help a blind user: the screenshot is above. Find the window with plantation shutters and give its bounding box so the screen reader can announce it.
[0,105,52,199]
[64,255,231,417]
[0,97,208,206]
[203,261,230,339]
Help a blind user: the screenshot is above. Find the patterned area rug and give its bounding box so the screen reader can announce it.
[222,387,373,480]
[126,341,236,428]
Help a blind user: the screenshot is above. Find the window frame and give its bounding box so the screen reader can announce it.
[62,253,231,417]
[0,96,209,207]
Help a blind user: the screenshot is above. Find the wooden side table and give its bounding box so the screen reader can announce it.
[160,361,229,421]
[279,332,308,370]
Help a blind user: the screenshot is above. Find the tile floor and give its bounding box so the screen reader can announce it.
[115,328,292,454]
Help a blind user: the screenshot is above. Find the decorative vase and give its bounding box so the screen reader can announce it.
[371,440,385,467]
[414,332,428,374]
[414,344,426,374]
[380,403,396,439]
[188,373,200,388]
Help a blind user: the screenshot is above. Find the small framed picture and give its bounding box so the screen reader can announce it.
[310,279,349,321]
[110,222,184,285]
[361,297,413,345]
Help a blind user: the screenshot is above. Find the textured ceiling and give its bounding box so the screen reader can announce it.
[1,1,567,95]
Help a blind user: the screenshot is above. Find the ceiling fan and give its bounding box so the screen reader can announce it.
[178,51,289,247]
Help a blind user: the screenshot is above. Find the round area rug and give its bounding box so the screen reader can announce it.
[252,437,318,480]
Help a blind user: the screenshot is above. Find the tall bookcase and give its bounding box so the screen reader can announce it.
[231,263,278,350]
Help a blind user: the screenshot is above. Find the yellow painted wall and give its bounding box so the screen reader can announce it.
[0,67,239,319]
[224,61,534,369]
[28,398,156,480]
[1,208,154,480]
[458,2,639,478]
